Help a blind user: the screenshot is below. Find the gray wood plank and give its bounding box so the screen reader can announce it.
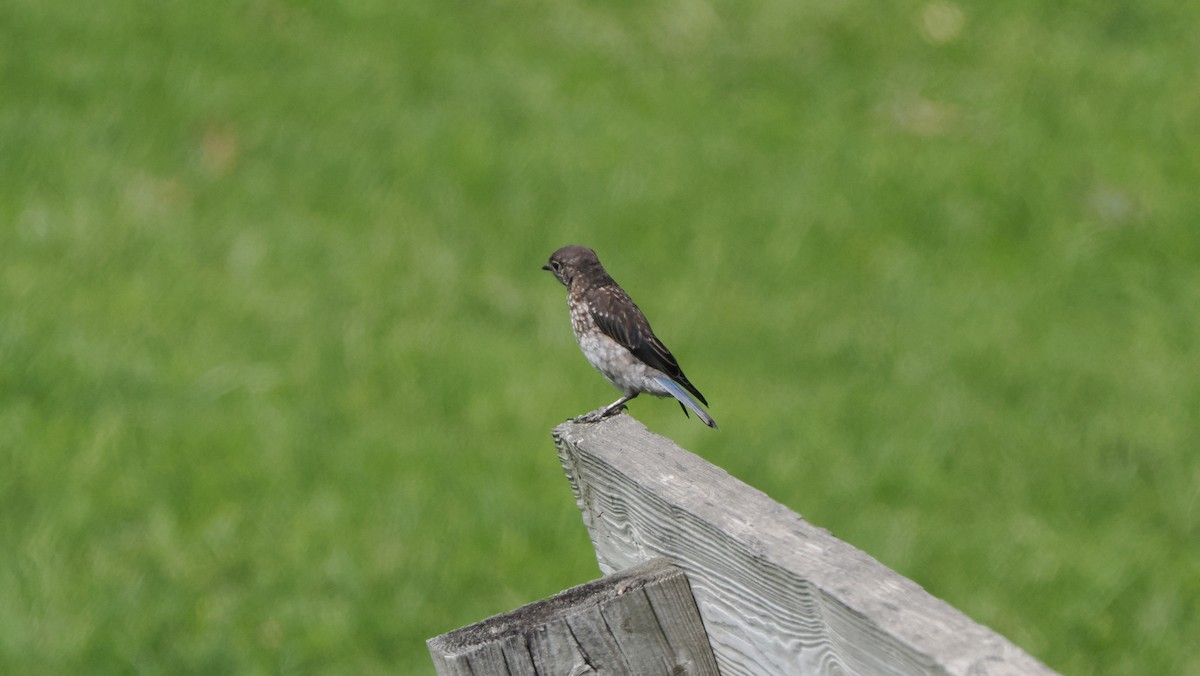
[428,557,719,676]
[554,413,1057,676]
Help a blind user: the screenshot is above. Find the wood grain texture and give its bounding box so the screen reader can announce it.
[427,557,720,676]
[554,413,1057,676]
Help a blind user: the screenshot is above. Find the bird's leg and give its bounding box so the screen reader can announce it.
[573,393,638,423]
[600,393,636,418]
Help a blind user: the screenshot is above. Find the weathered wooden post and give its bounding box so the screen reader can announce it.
[427,557,719,675]
[428,413,1057,675]
[553,414,1055,675]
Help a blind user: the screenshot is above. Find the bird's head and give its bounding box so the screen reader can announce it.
[542,245,601,287]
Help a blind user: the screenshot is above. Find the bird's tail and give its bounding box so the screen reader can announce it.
[653,376,718,430]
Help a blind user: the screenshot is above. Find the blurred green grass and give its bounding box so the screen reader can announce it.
[2,0,1198,673]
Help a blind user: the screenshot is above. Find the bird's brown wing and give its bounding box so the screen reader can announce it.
[586,284,709,406]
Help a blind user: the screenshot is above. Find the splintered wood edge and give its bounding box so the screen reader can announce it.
[552,413,1056,676]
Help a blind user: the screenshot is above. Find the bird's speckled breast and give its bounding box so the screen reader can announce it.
[568,296,667,397]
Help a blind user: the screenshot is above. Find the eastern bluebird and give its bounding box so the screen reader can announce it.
[543,245,718,429]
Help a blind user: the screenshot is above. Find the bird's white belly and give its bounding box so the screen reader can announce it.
[571,309,669,397]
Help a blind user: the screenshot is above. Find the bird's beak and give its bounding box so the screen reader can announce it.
[542,264,552,271]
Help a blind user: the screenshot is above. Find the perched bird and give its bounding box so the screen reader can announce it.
[543,245,717,429]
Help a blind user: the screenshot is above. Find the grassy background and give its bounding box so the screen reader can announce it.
[2,0,1198,673]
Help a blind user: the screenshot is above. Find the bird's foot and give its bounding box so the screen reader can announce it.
[571,403,626,424]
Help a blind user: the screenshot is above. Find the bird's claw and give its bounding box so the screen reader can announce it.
[571,404,626,424]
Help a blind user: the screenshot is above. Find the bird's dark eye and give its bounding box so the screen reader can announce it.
[551,261,562,270]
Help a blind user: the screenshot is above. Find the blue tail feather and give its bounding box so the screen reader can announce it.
[653,376,718,429]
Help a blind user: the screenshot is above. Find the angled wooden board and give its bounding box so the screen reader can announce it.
[554,414,1056,676]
